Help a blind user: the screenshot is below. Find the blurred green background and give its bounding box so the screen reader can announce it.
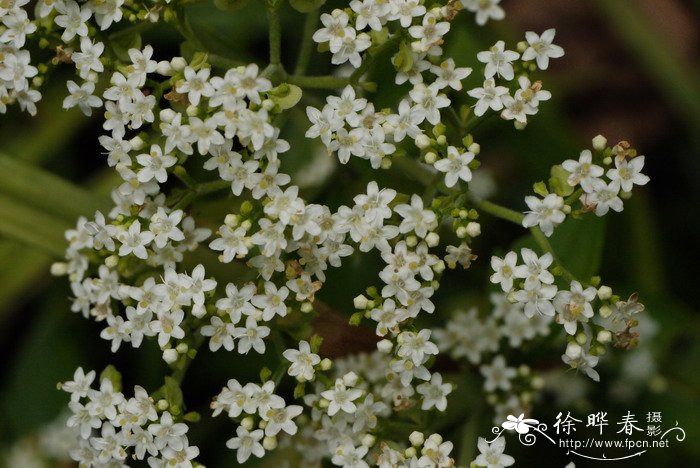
[1,0,699,466]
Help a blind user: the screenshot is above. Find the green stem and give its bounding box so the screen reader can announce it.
[266,0,283,66]
[287,75,350,89]
[530,227,578,282]
[471,197,525,225]
[294,10,319,76]
[564,187,583,206]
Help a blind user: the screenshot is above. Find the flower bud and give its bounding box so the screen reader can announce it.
[597,285,612,300]
[170,57,187,71]
[597,330,612,344]
[575,332,587,345]
[263,436,277,450]
[425,232,440,247]
[353,294,369,310]
[466,222,481,237]
[409,431,424,447]
[565,342,582,359]
[129,135,145,151]
[433,260,445,274]
[159,108,176,124]
[436,135,447,146]
[262,99,275,111]
[301,302,314,313]
[428,433,443,445]
[241,417,254,430]
[406,235,418,248]
[186,105,198,117]
[157,399,169,411]
[320,358,332,371]
[176,343,189,354]
[592,134,608,151]
[468,142,481,154]
[105,255,119,268]
[424,152,437,164]
[599,305,613,318]
[156,60,173,76]
[361,434,376,447]
[456,226,467,238]
[163,349,178,364]
[415,134,431,149]
[50,262,68,276]
[377,339,393,353]
[342,372,358,387]
[405,447,417,458]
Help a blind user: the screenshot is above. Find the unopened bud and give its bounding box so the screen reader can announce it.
[592,134,608,151]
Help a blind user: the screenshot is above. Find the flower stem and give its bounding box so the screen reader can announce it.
[266,0,283,66]
[530,227,578,282]
[294,10,320,76]
[287,75,350,89]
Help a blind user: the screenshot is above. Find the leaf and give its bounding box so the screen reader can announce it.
[110,31,142,62]
[99,365,123,392]
[511,215,607,282]
[289,0,326,13]
[213,0,249,12]
[164,376,184,413]
[267,83,303,110]
[0,193,70,256]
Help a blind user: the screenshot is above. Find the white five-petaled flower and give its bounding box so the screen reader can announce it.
[522,193,566,237]
[434,146,474,187]
[321,378,363,416]
[522,28,565,70]
[477,40,520,81]
[283,340,321,381]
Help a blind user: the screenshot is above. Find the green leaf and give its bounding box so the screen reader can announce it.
[549,164,574,197]
[110,31,142,62]
[99,365,123,392]
[0,193,70,256]
[511,215,607,282]
[164,376,184,413]
[392,41,414,73]
[0,154,111,221]
[289,0,326,13]
[267,83,303,110]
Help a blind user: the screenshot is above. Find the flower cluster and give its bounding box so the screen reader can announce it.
[20,0,653,465]
[522,136,650,236]
[59,367,199,467]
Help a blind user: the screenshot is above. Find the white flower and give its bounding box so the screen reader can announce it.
[607,156,650,193]
[490,252,518,291]
[150,309,186,347]
[409,12,450,53]
[477,41,520,81]
[136,145,177,184]
[72,38,105,79]
[522,29,565,70]
[262,404,303,436]
[233,316,270,354]
[394,194,438,238]
[117,221,154,259]
[468,79,510,116]
[554,280,597,335]
[462,0,505,26]
[512,281,557,317]
[513,248,554,288]
[522,193,566,236]
[321,378,363,416]
[480,355,517,392]
[385,99,422,142]
[350,0,390,31]
[434,146,474,187]
[417,373,452,411]
[200,316,236,351]
[216,282,256,323]
[60,367,96,402]
[251,281,289,321]
[430,58,472,90]
[283,340,320,381]
[148,411,189,451]
[585,179,623,216]
[226,426,265,463]
[562,149,604,192]
[63,80,102,116]
[313,10,351,49]
[54,1,91,42]
[397,329,438,366]
[149,207,184,248]
[327,85,367,127]
[418,435,454,467]
[332,444,370,468]
[409,83,450,125]
[389,0,426,28]
[176,66,214,106]
[562,349,600,381]
[474,436,515,468]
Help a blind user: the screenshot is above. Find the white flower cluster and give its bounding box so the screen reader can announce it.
[59,368,199,467]
[0,0,41,114]
[522,136,650,236]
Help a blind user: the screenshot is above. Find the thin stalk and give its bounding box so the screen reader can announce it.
[294,11,320,76]
[287,75,350,89]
